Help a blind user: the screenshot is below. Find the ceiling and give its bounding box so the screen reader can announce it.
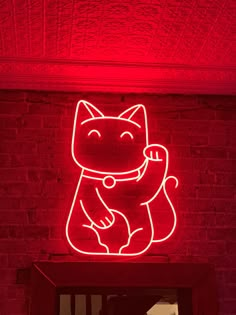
[0,0,235,94]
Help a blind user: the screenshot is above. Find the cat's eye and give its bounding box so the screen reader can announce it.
[120,131,134,140]
[88,129,101,138]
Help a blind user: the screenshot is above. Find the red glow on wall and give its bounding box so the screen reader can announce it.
[66,100,178,256]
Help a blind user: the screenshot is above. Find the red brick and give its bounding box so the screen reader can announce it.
[228,148,236,159]
[37,142,65,154]
[24,226,49,239]
[229,132,236,145]
[216,109,236,120]
[0,212,27,225]
[8,226,24,239]
[43,116,62,128]
[171,133,209,146]
[1,183,43,197]
[226,242,236,254]
[0,154,11,167]
[0,116,18,128]
[28,101,67,115]
[222,300,236,314]
[0,169,28,182]
[190,135,209,146]
[151,131,171,144]
[42,182,72,197]
[209,121,229,134]
[49,225,64,239]
[177,198,215,212]
[207,228,236,241]
[0,286,7,299]
[169,120,210,135]
[169,255,209,263]
[0,269,16,284]
[197,186,235,199]
[27,169,62,182]
[180,108,215,120]
[185,240,226,256]
[182,213,216,227]
[0,90,25,101]
[0,298,28,314]
[17,128,56,142]
[209,134,229,146]
[0,141,37,154]
[0,128,17,140]
[0,227,8,239]
[171,132,190,145]
[174,171,200,185]
[210,200,236,213]
[0,102,28,114]
[224,285,236,299]
[7,285,25,299]
[0,198,20,209]
[20,196,67,210]
[30,210,65,225]
[0,241,27,253]
[226,214,236,226]
[25,239,68,254]
[215,173,236,185]
[62,116,74,128]
[16,115,42,128]
[0,115,42,130]
[179,183,197,198]
[10,154,52,168]
[168,145,191,157]
[226,270,236,284]
[179,227,207,240]
[208,255,233,269]
[207,159,235,172]
[0,255,8,268]
[190,146,227,158]
[172,157,207,171]
[8,255,32,268]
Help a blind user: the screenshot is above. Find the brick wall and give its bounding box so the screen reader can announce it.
[0,90,235,315]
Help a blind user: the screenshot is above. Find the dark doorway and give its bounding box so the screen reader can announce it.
[59,288,183,315]
[31,261,217,315]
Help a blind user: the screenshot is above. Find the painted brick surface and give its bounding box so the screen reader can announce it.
[0,90,235,315]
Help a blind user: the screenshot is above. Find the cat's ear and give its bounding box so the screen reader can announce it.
[75,100,104,124]
[119,104,147,128]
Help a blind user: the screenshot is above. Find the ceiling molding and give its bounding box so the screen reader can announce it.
[0,60,235,95]
[1,57,236,72]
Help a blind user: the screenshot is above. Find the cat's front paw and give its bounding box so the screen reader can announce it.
[143,144,164,161]
[93,211,115,229]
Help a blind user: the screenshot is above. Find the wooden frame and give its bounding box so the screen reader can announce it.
[30,260,218,315]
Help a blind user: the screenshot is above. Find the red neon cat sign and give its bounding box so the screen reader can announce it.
[66,100,178,256]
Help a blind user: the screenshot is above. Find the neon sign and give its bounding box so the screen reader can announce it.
[66,100,178,256]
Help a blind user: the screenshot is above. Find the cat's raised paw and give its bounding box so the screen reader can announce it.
[143,144,164,161]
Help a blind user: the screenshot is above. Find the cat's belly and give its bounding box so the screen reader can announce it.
[79,177,152,231]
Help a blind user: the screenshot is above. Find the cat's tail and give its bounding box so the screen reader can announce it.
[152,175,178,243]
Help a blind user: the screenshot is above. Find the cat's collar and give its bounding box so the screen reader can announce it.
[82,168,141,189]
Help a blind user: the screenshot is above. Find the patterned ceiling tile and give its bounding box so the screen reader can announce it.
[0,0,235,93]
